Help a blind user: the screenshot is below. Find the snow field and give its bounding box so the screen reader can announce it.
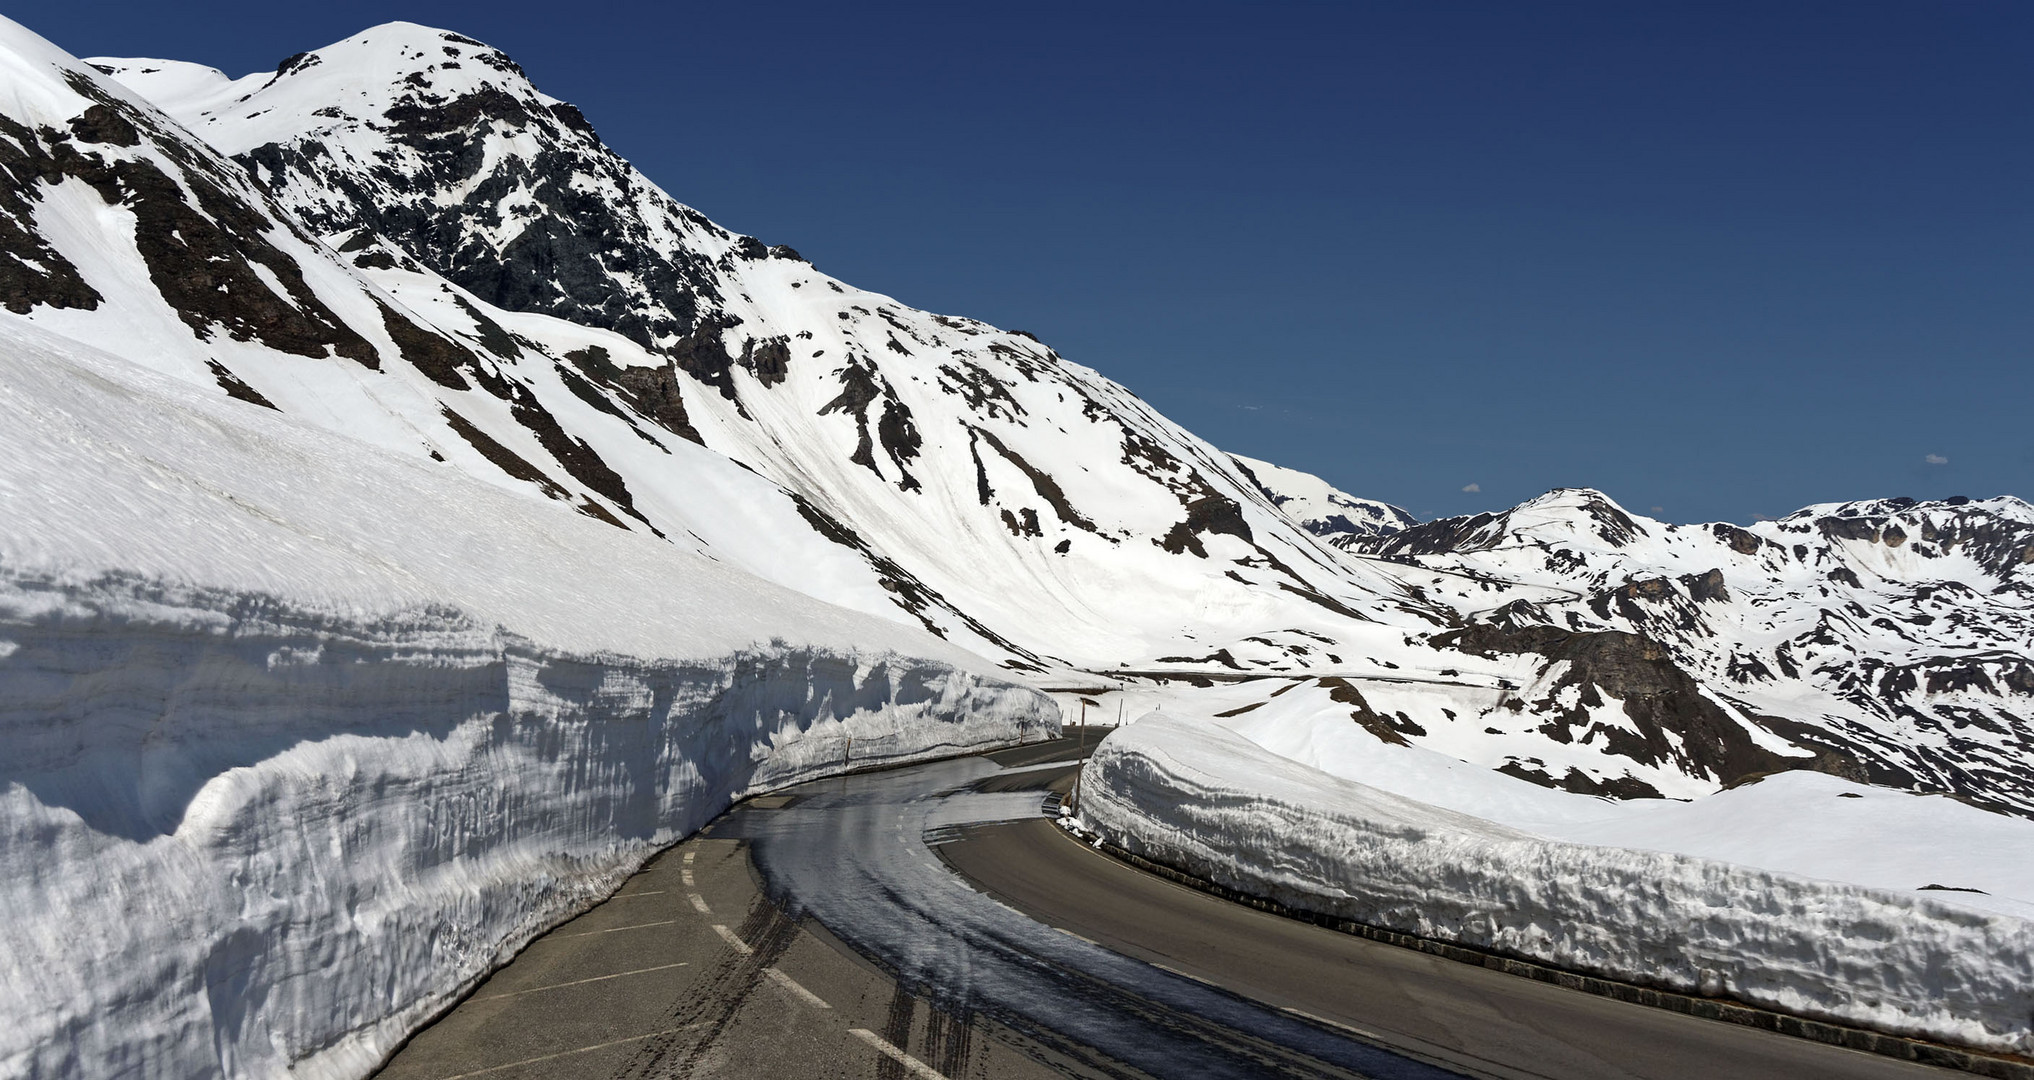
[1075,714,2034,1056]
[0,319,1055,1078]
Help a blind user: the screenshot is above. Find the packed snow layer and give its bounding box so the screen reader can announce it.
[0,318,1056,1079]
[1076,714,2034,1056]
[1183,676,2034,920]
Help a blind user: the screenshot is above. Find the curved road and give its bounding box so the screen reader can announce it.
[377,736,1965,1079]
[719,738,1954,1080]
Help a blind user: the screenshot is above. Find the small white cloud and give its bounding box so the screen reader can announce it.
[1925,453,1949,465]
[1461,483,1481,493]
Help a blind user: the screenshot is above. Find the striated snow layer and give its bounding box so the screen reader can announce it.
[0,316,1055,1079]
[1077,714,2034,1057]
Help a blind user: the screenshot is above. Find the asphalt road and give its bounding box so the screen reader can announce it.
[377,736,1962,1079]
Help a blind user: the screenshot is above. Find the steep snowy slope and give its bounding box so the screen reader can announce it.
[0,19,985,658]
[1231,453,1417,541]
[0,300,1053,1077]
[89,23,1449,673]
[38,18,2031,812]
[0,20,1063,1077]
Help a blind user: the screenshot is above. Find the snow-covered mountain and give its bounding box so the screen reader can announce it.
[0,21,1058,1077]
[81,23,1445,676]
[8,12,2034,1074]
[9,18,2031,820]
[1342,488,2034,813]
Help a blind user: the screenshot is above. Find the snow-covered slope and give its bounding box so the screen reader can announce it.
[86,23,1445,675]
[1338,488,2034,814]
[7,10,2034,1069]
[64,19,2034,818]
[0,19,1055,1077]
[1077,715,2034,1057]
[1231,453,1417,541]
[0,268,1052,1080]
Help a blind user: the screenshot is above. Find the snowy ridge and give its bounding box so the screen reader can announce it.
[1231,453,1417,541]
[1343,487,2034,814]
[87,22,1447,672]
[1077,715,2034,1057]
[0,269,1051,1076]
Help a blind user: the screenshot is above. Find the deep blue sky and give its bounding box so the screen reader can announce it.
[23,2,2032,523]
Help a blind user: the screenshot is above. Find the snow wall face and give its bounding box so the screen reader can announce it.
[1077,714,2034,1057]
[0,574,1057,1080]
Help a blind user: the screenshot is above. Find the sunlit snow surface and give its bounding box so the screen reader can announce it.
[1,9,2030,1076]
[1079,716,2034,1056]
[0,315,1052,1077]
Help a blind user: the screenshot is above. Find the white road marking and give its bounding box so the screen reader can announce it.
[1277,1004,1392,1047]
[609,889,668,898]
[1149,961,1213,986]
[848,1028,946,1080]
[430,1021,707,1079]
[680,868,696,887]
[682,850,695,865]
[761,966,830,1009]
[472,962,689,1000]
[688,893,712,915]
[553,919,680,939]
[711,923,752,955]
[1053,925,1101,947]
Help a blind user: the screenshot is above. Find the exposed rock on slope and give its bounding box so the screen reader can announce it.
[87,23,1442,674]
[1348,489,2034,814]
[25,19,2033,817]
[1231,453,1418,542]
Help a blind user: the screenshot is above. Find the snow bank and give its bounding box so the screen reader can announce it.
[1076,714,2034,1056]
[0,319,1055,1079]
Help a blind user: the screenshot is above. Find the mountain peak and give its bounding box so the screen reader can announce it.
[91,22,549,160]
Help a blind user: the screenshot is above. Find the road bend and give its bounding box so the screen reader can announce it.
[378,735,1958,1079]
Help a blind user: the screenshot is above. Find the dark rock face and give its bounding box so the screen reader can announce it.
[0,113,102,314]
[1160,494,1253,558]
[1318,677,1426,745]
[1679,568,1730,604]
[819,361,922,491]
[231,40,745,356]
[566,347,703,445]
[14,76,375,363]
[1440,623,1806,788]
[974,426,1095,533]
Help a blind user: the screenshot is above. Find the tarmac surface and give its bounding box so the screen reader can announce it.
[375,734,1959,1079]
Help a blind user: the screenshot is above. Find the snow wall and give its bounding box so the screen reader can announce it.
[0,577,1053,1080]
[0,319,1058,1079]
[1077,714,2034,1057]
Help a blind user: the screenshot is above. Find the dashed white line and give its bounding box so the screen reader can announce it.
[761,966,831,1009]
[848,1028,946,1080]
[688,893,712,915]
[682,850,695,865]
[711,923,752,955]
[553,919,680,939]
[472,962,690,1000]
[429,1021,707,1079]
[680,868,696,887]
